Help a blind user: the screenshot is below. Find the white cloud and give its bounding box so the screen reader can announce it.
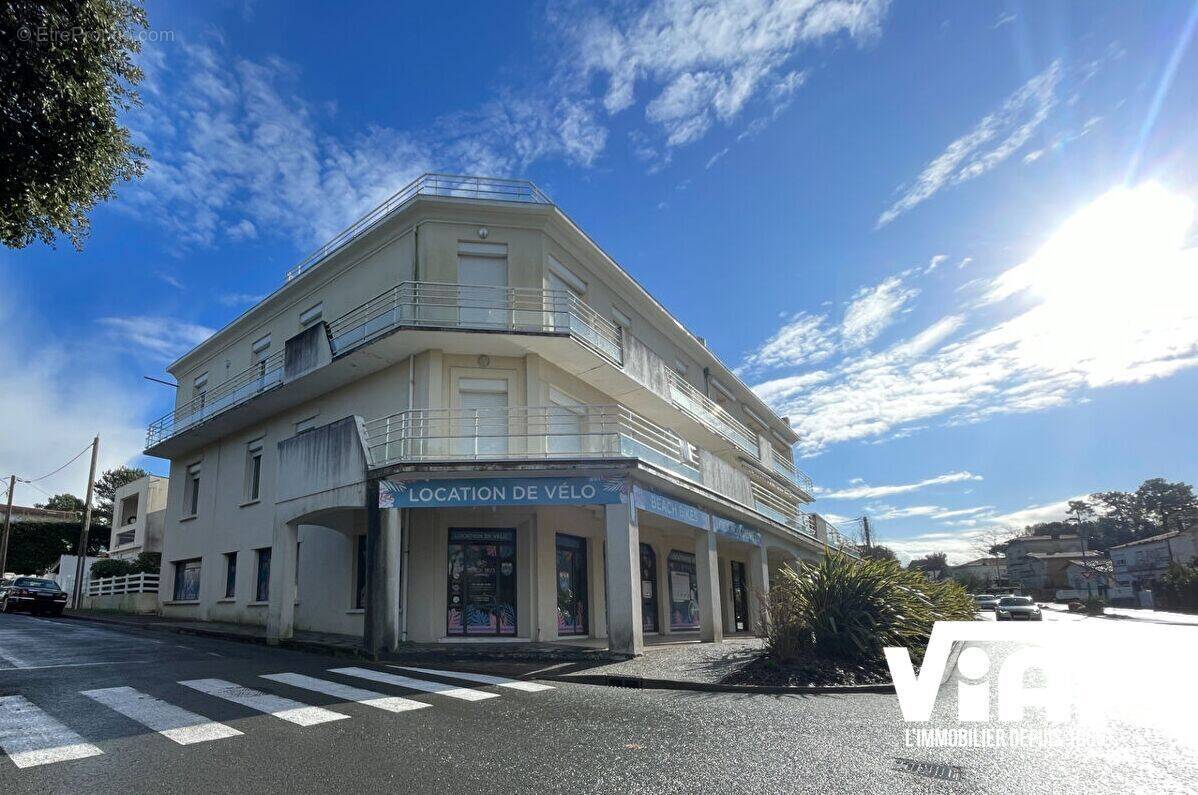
[991,11,1017,29]
[0,284,150,509]
[924,254,948,274]
[884,532,986,565]
[749,183,1198,455]
[817,470,982,500]
[877,60,1061,227]
[127,42,606,251]
[841,275,919,349]
[217,292,266,307]
[569,0,887,151]
[154,271,184,289]
[98,316,215,361]
[739,312,838,373]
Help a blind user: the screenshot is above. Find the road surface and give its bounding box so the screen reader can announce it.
[0,610,1194,793]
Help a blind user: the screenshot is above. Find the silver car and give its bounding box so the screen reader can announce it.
[995,595,1042,621]
[974,594,1001,611]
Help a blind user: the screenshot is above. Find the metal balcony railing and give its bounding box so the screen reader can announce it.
[284,174,552,282]
[326,280,623,364]
[751,481,811,539]
[665,372,758,457]
[364,404,699,480]
[145,351,285,447]
[768,449,814,495]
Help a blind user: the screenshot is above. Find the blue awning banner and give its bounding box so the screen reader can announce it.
[380,477,628,508]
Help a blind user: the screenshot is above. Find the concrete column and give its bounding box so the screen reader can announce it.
[587,534,607,638]
[656,541,672,635]
[379,508,402,650]
[694,528,723,643]
[534,520,557,641]
[266,518,299,644]
[748,542,770,634]
[604,502,643,656]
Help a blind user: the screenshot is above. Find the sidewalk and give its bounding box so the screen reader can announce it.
[64,610,885,693]
[1043,602,1198,626]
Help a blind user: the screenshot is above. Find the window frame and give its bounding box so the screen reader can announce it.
[245,438,264,502]
[254,547,272,603]
[184,461,201,517]
[223,552,237,599]
[299,302,323,328]
[172,558,202,602]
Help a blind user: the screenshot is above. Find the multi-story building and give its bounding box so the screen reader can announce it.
[145,174,846,656]
[1108,530,1194,591]
[107,476,169,561]
[1002,533,1084,591]
[946,557,1008,589]
[1022,550,1105,595]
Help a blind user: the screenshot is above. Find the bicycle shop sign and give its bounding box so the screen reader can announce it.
[379,476,628,508]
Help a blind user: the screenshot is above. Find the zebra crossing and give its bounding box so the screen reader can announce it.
[0,666,553,770]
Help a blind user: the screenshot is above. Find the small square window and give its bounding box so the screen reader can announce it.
[299,302,323,328]
[295,414,319,434]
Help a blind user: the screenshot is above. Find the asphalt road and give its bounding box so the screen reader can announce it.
[0,610,1195,794]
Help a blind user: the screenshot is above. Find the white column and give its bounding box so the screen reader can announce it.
[694,528,723,643]
[588,535,607,639]
[380,508,403,651]
[656,542,672,635]
[534,520,557,641]
[266,518,298,644]
[604,502,643,656]
[748,541,770,634]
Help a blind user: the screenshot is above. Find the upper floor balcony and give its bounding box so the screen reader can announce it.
[145,276,812,499]
[363,402,824,549]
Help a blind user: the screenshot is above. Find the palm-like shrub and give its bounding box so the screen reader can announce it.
[760,554,977,666]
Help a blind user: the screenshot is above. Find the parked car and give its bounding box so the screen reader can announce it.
[974,594,1001,611]
[995,595,1042,621]
[0,577,69,616]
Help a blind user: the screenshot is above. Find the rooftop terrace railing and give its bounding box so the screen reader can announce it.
[284,174,552,283]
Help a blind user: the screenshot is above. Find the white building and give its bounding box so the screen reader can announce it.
[1109,528,1198,591]
[145,174,849,656]
[1003,533,1084,591]
[947,557,1007,588]
[108,475,169,561]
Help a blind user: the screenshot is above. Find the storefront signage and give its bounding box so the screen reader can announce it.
[380,476,628,508]
[631,485,710,530]
[712,515,762,546]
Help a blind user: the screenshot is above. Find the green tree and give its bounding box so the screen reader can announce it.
[5,521,107,575]
[36,493,86,513]
[1135,478,1197,534]
[94,466,149,524]
[1,0,148,249]
[906,552,949,580]
[858,545,898,563]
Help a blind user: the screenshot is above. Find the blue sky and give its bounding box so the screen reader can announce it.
[3,0,1197,562]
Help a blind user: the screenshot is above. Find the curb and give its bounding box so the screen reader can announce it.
[542,673,895,695]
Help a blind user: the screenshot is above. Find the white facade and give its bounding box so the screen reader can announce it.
[108,476,169,561]
[146,175,846,655]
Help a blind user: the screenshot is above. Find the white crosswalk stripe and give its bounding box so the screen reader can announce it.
[260,673,430,714]
[331,667,500,701]
[391,666,555,692]
[81,686,242,745]
[0,695,103,768]
[180,678,349,726]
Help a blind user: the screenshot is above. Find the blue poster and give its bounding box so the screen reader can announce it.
[631,485,710,530]
[712,515,762,546]
[380,476,628,508]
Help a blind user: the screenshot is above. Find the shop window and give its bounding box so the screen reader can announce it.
[446,528,517,636]
[667,550,699,630]
[173,559,201,601]
[556,534,588,636]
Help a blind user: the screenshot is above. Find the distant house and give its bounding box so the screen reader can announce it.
[1063,558,1116,597]
[1002,533,1084,591]
[1108,529,1198,591]
[107,476,169,561]
[947,557,1008,588]
[4,505,79,524]
[1022,550,1106,594]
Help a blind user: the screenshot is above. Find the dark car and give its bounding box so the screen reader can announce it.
[1,576,69,616]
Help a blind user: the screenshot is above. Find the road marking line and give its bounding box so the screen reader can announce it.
[261,673,430,714]
[0,696,103,768]
[330,667,500,701]
[81,686,242,745]
[390,666,555,692]
[179,678,349,726]
[0,660,156,672]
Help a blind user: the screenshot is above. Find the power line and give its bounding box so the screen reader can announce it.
[18,441,95,484]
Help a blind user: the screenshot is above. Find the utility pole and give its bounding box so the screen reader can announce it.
[861,515,873,550]
[0,475,15,577]
[71,437,100,609]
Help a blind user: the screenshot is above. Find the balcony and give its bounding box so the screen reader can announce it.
[364,403,822,547]
[284,174,551,283]
[146,352,284,448]
[327,281,623,364]
[768,451,814,496]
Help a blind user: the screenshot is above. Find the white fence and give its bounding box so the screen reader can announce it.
[87,573,160,597]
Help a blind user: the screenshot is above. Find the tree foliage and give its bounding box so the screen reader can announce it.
[94,466,149,524]
[1,0,148,249]
[857,544,898,562]
[3,521,106,576]
[906,552,949,579]
[36,493,86,513]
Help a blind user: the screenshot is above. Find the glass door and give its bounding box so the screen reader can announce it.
[447,528,517,636]
[668,550,699,630]
[730,560,749,633]
[556,534,588,636]
[640,543,658,633]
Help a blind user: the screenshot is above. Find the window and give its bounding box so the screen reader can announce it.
[295,414,319,434]
[185,462,201,516]
[545,256,584,334]
[673,357,689,377]
[173,559,201,601]
[192,373,208,410]
[255,547,271,602]
[299,302,323,328]
[612,307,632,331]
[224,552,237,599]
[245,438,263,502]
[252,334,272,380]
[355,534,367,610]
[457,378,509,456]
[458,243,508,327]
[547,387,585,455]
